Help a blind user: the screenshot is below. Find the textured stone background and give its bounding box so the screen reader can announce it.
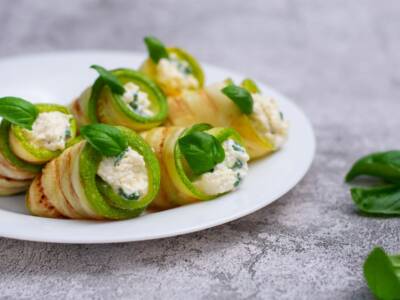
[1,0,400,299]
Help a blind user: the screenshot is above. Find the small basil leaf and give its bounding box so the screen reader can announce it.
[0,97,38,130]
[351,185,400,215]
[144,36,169,64]
[345,151,400,183]
[221,84,254,115]
[90,65,125,95]
[364,247,400,299]
[185,123,212,136]
[241,78,261,94]
[80,124,127,157]
[178,131,225,175]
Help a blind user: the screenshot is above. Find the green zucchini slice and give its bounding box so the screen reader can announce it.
[167,79,289,160]
[141,125,247,210]
[71,68,168,131]
[27,126,161,220]
[10,104,77,164]
[140,43,205,97]
[0,101,77,195]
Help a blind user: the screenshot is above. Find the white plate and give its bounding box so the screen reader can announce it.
[0,51,315,244]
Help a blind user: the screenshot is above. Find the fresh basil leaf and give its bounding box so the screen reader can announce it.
[144,36,169,64]
[0,97,38,130]
[351,185,400,215]
[185,123,212,135]
[346,151,400,183]
[364,247,400,299]
[221,84,254,115]
[80,124,127,157]
[90,65,125,95]
[178,131,225,175]
[241,78,261,94]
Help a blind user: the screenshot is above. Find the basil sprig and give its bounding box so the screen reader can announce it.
[178,126,225,175]
[0,97,38,130]
[346,151,400,215]
[144,36,169,64]
[80,124,127,157]
[363,247,400,299]
[90,65,125,95]
[221,84,254,115]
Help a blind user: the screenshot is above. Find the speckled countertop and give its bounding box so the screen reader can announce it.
[1,1,400,299]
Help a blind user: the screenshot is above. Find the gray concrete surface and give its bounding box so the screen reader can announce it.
[1,0,400,299]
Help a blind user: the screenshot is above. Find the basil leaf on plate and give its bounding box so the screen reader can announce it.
[90,65,125,95]
[178,131,225,175]
[364,247,400,299]
[144,36,169,64]
[80,124,127,157]
[351,185,400,215]
[0,97,38,130]
[345,151,400,183]
[221,84,254,115]
[241,78,261,94]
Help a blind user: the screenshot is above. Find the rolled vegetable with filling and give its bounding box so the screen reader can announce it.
[27,124,160,219]
[141,124,250,210]
[139,36,204,97]
[0,97,77,195]
[71,65,167,131]
[167,78,289,160]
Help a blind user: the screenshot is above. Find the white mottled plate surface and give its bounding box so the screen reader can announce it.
[0,51,315,243]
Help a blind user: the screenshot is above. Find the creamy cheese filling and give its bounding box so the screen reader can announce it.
[26,111,72,151]
[156,54,199,91]
[250,93,289,148]
[194,139,249,196]
[122,82,154,117]
[97,147,148,200]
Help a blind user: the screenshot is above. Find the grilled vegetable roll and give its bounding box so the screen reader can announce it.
[139,36,204,97]
[0,97,77,195]
[26,124,160,219]
[167,78,289,160]
[141,124,250,210]
[71,65,167,131]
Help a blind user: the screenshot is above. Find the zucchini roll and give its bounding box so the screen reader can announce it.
[167,79,289,160]
[0,97,77,195]
[27,124,160,219]
[71,65,167,131]
[139,36,204,97]
[141,124,250,210]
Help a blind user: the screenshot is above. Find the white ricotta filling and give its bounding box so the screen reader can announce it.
[250,93,289,148]
[26,111,72,151]
[194,139,249,196]
[122,82,153,116]
[97,147,148,200]
[156,54,199,91]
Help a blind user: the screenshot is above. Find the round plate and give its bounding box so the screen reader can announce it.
[0,51,315,244]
